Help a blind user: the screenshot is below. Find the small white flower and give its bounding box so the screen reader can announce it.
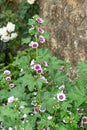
[10,32,17,39]
[40,76,48,83]
[30,59,35,66]
[19,106,24,109]
[8,127,13,130]
[20,68,24,72]
[63,119,68,123]
[1,35,10,42]
[22,114,27,118]
[57,92,66,101]
[33,92,37,96]
[47,116,53,120]
[0,27,7,36]
[6,22,15,32]
[27,0,36,4]
[8,96,15,103]
[29,41,39,48]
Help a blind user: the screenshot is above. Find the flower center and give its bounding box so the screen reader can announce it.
[59,95,64,99]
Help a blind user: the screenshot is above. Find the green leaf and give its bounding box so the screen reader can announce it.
[22,37,31,44]
[28,19,35,25]
[43,32,50,39]
[21,107,32,114]
[25,123,33,130]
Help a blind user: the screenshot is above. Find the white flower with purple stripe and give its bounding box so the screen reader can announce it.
[34,107,39,114]
[57,92,66,101]
[38,27,44,34]
[33,64,41,71]
[37,69,43,74]
[82,116,87,124]
[42,61,48,67]
[77,108,83,115]
[36,18,43,23]
[29,41,39,48]
[39,35,45,43]
[9,83,15,88]
[6,76,11,81]
[3,70,11,75]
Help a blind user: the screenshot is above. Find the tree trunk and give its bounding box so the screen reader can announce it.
[39,0,87,65]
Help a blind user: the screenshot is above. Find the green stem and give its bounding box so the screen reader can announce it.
[36,48,38,61]
[37,89,41,104]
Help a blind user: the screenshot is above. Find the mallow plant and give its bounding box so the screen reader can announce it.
[0,15,87,130]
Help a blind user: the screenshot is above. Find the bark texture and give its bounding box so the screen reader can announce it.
[39,0,87,65]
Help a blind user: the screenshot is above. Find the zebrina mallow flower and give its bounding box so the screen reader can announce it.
[6,76,11,81]
[34,107,39,114]
[32,61,43,75]
[29,41,39,48]
[77,121,83,128]
[82,116,87,124]
[33,64,41,71]
[36,18,43,23]
[57,92,66,101]
[38,27,44,34]
[0,122,4,129]
[9,83,15,88]
[42,61,48,67]
[3,70,11,75]
[77,108,83,115]
[39,35,45,43]
[37,69,43,74]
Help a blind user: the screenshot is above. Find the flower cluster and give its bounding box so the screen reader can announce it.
[30,59,48,77]
[77,108,87,128]
[31,99,46,114]
[0,22,17,42]
[3,70,15,88]
[57,85,66,102]
[29,17,45,49]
